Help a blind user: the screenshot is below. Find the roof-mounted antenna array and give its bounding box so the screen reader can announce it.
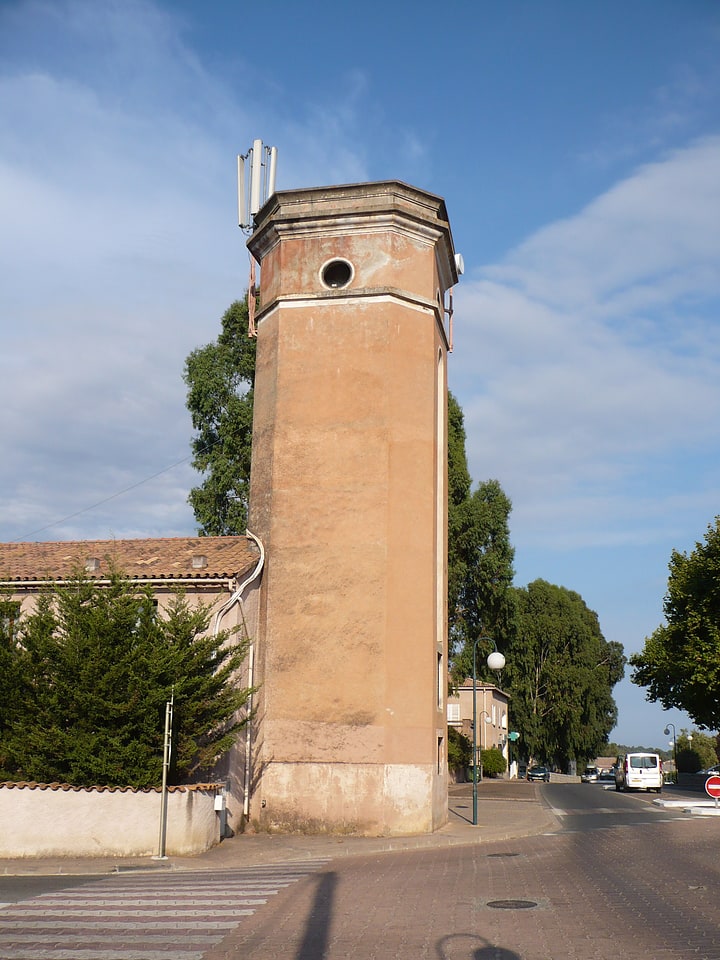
[237,139,277,233]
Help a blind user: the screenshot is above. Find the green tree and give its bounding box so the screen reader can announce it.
[1,569,253,788]
[675,729,717,773]
[447,725,472,774]
[447,392,472,656]
[630,518,720,730]
[184,298,256,535]
[505,579,624,770]
[0,598,23,778]
[450,475,516,684]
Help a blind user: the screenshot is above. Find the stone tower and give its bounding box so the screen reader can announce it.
[246,181,458,835]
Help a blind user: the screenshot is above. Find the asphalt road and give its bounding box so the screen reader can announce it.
[0,873,105,905]
[542,779,696,831]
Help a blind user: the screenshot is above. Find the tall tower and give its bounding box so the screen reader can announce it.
[246,181,458,835]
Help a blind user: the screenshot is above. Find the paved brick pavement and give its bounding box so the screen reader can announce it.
[204,814,720,960]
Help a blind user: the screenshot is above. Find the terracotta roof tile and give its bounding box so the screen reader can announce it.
[0,536,259,583]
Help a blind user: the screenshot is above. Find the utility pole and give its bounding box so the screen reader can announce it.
[153,689,174,860]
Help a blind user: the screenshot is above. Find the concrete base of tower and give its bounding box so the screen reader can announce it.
[251,762,449,836]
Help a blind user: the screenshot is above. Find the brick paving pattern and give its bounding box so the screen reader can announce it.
[210,817,720,960]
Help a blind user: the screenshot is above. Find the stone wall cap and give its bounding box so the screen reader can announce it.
[0,781,223,794]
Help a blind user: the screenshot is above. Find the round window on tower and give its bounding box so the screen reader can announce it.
[321,258,353,289]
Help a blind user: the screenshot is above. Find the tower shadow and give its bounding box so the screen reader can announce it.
[295,870,337,960]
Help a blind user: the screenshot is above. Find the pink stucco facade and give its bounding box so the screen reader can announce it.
[246,182,458,835]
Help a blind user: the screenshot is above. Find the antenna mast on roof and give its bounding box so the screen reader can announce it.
[237,139,277,233]
[238,140,277,337]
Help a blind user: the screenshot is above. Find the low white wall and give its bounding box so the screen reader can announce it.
[0,782,223,858]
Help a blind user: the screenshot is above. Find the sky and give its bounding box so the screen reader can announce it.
[2,0,719,750]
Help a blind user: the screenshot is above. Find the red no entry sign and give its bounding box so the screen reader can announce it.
[705,774,720,798]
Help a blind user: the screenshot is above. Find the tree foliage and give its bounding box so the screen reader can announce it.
[184,298,256,536]
[447,392,472,654]
[0,569,253,788]
[505,579,625,769]
[674,728,717,773]
[630,518,720,730]
[447,725,472,772]
[0,598,23,774]
[480,747,506,777]
[447,395,516,681]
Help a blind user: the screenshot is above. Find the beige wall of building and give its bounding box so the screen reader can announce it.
[448,681,511,767]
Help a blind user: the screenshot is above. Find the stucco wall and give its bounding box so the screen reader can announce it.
[247,181,454,836]
[0,783,223,858]
[254,762,436,836]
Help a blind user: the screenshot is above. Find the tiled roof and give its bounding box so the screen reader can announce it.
[0,536,260,584]
[454,679,511,699]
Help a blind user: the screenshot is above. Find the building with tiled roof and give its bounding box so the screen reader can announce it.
[0,533,264,847]
[0,535,263,619]
[0,536,260,588]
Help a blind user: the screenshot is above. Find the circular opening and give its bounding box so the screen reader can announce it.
[321,259,353,289]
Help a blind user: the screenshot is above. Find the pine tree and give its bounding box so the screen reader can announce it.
[2,569,253,788]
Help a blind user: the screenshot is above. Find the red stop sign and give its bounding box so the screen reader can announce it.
[705,775,720,798]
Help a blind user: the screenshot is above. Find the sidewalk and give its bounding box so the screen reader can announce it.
[0,779,558,877]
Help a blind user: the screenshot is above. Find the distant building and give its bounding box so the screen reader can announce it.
[447,680,511,770]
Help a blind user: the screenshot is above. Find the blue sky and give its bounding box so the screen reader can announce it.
[2,0,719,749]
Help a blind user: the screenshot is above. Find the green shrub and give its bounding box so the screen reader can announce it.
[481,747,506,777]
[448,726,472,771]
[0,568,254,788]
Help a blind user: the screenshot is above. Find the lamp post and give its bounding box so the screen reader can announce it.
[472,640,506,826]
[664,723,677,784]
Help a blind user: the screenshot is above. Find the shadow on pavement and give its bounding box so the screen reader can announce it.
[437,933,521,959]
[296,870,337,960]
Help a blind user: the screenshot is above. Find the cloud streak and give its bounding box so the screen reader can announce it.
[453,136,720,555]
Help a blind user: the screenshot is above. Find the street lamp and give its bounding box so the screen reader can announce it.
[664,723,677,783]
[472,639,506,826]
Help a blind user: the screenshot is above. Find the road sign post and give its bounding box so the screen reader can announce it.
[704,773,720,810]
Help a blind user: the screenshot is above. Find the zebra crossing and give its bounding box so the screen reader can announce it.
[0,860,329,959]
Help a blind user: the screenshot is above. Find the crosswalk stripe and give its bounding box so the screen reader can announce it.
[0,860,331,959]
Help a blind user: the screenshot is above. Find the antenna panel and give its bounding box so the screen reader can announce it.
[237,138,278,231]
[268,146,278,197]
[237,155,246,228]
[250,138,263,216]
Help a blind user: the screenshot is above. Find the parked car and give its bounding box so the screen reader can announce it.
[527,765,551,783]
[695,764,720,776]
[581,766,599,783]
[614,753,663,793]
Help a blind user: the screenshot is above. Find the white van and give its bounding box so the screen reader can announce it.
[614,753,663,793]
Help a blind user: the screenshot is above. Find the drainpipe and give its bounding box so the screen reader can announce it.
[212,530,265,821]
[212,529,264,637]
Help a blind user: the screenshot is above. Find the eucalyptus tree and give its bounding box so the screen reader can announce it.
[505,579,624,768]
[630,518,720,730]
[184,298,256,535]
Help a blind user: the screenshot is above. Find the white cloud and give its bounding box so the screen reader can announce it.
[0,0,377,543]
[452,137,720,551]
